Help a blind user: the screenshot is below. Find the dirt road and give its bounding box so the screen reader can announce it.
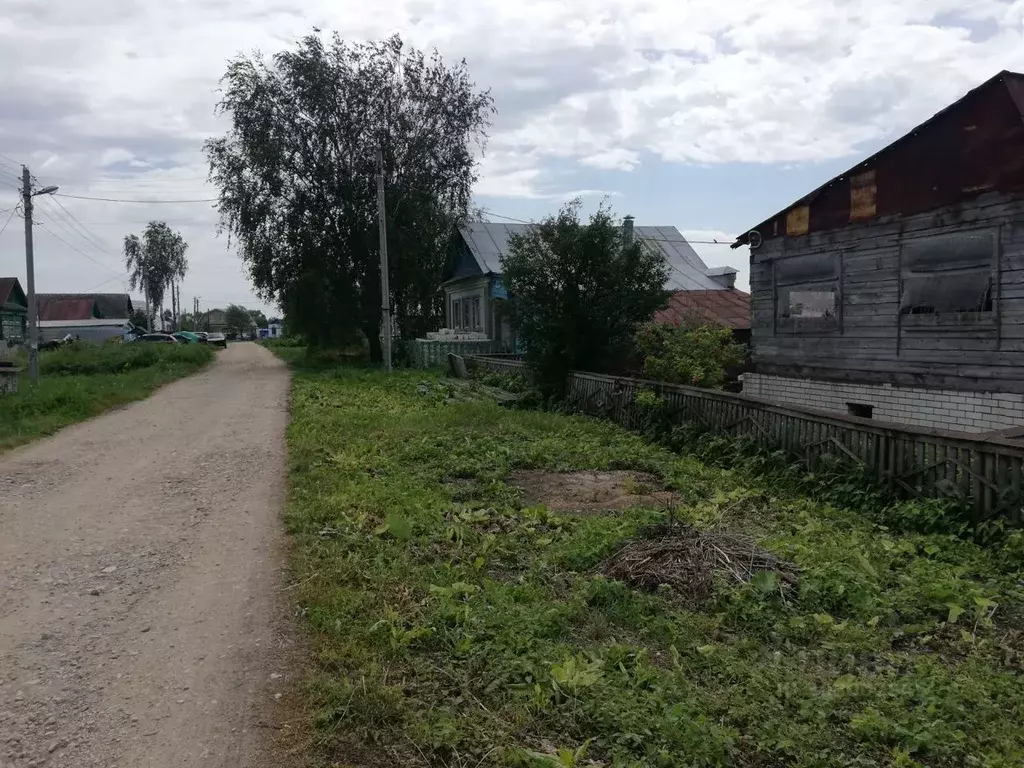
[0,343,294,768]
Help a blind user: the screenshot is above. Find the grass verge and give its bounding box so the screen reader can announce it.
[279,362,1024,768]
[0,343,215,452]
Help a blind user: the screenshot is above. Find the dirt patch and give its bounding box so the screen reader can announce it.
[600,524,800,605]
[511,470,674,514]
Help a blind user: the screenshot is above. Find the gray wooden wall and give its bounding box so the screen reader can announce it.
[749,192,1024,393]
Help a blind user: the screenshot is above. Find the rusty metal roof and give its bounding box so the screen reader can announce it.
[734,70,1024,247]
[36,293,132,319]
[37,298,98,322]
[654,289,751,330]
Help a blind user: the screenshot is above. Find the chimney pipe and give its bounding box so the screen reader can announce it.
[622,215,635,245]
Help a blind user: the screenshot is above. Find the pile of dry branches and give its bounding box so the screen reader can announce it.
[599,524,799,604]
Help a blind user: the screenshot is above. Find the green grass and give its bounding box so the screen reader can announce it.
[0,343,215,452]
[278,362,1024,768]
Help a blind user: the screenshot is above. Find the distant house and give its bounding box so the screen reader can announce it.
[201,308,228,333]
[441,219,738,351]
[0,278,28,342]
[733,70,1024,434]
[36,293,134,343]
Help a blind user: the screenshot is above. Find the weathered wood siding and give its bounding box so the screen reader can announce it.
[467,356,1024,525]
[749,192,1024,393]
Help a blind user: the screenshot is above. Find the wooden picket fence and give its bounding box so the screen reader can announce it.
[468,356,1024,525]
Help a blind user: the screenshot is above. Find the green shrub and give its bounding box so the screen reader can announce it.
[634,321,746,388]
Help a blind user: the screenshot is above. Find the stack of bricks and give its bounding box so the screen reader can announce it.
[742,373,1024,434]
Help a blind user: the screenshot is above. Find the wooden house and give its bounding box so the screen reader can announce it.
[0,278,28,343]
[442,220,734,351]
[734,71,1024,433]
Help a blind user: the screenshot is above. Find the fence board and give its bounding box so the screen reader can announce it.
[467,356,1024,523]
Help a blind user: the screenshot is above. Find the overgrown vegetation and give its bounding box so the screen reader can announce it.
[634,321,746,389]
[502,203,670,399]
[0,343,214,452]
[276,356,1024,768]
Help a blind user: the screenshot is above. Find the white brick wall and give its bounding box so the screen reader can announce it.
[742,374,1024,434]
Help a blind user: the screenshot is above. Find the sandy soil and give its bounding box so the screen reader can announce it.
[511,469,674,514]
[0,343,296,768]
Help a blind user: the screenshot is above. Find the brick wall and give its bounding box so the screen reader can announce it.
[742,373,1024,434]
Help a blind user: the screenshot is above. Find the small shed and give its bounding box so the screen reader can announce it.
[0,277,28,342]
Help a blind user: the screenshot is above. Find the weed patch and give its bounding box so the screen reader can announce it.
[280,363,1024,767]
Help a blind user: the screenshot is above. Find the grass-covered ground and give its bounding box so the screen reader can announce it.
[280,361,1024,768]
[0,342,215,452]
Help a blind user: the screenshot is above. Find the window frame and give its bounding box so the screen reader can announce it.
[897,229,999,333]
[773,253,842,335]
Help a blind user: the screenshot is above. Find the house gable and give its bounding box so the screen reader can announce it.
[0,278,27,311]
[734,70,1024,246]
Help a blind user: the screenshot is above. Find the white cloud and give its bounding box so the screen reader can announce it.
[0,0,1022,305]
[580,148,641,171]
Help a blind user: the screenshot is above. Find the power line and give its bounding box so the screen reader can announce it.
[478,208,735,245]
[33,202,123,270]
[36,222,127,277]
[54,193,218,204]
[0,206,17,238]
[41,196,117,257]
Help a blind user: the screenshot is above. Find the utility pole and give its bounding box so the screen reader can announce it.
[21,168,38,381]
[20,168,58,381]
[376,147,392,372]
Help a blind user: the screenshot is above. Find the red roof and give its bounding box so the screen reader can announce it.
[38,298,97,322]
[654,289,751,330]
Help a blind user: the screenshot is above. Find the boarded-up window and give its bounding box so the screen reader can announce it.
[774,253,839,332]
[900,232,995,317]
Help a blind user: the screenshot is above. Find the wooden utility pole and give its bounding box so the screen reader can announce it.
[21,168,38,381]
[376,147,392,372]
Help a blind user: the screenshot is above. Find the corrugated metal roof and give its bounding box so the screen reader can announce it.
[654,289,751,330]
[456,223,722,291]
[38,298,97,322]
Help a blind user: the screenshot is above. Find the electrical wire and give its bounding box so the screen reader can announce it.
[33,202,123,271]
[478,208,736,245]
[0,206,17,238]
[54,193,218,204]
[36,222,127,277]
[40,195,117,257]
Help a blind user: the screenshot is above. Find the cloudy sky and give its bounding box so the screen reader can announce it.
[1,0,1023,313]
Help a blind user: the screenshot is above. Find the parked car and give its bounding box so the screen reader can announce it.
[193,332,209,342]
[139,333,178,344]
[172,331,201,344]
[206,333,227,349]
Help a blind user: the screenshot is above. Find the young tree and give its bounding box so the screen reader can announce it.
[249,310,269,329]
[128,308,149,331]
[224,304,253,337]
[502,202,671,398]
[206,32,493,359]
[123,222,189,329]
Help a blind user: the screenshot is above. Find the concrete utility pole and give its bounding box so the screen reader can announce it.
[376,147,392,372]
[21,167,58,381]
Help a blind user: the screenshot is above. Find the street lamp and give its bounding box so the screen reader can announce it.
[21,168,59,381]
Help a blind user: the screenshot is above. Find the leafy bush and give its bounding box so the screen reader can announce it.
[634,321,745,388]
[501,202,670,399]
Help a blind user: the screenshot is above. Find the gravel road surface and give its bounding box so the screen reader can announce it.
[0,343,295,768]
